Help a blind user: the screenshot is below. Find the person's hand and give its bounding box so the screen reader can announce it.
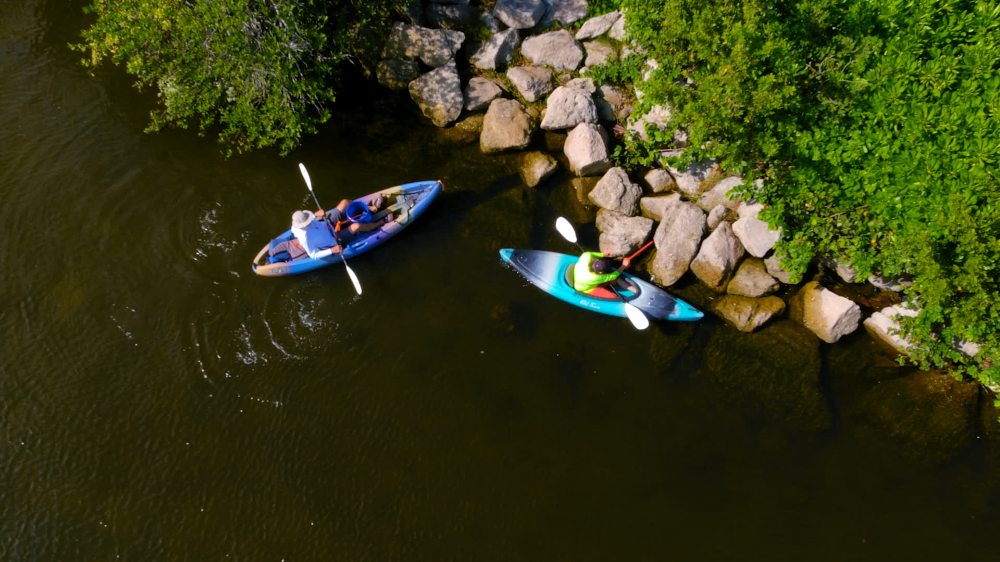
[315,209,326,219]
[622,258,631,269]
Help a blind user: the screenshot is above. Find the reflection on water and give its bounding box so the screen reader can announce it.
[0,2,997,560]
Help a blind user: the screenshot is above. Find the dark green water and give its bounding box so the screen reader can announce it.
[2,2,997,559]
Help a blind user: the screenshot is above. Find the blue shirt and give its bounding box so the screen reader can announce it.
[292,220,338,259]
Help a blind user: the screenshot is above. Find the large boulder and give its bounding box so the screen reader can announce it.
[375,60,422,91]
[540,86,598,130]
[522,29,585,71]
[480,98,537,153]
[494,0,547,29]
[506,66,554,102]
[588,167,642,216]
[727,258,780,298]
[690,221,745,291]
[563,123,611,176]
[548,0,589,25]
[706,205,728,230]
[469,29,521,70]
[649,200,706,286]
[608,11,627,40]
[383,23,465,68]
[789,281,862,343]
[575,11,623,40]
[639,193,681,222]
[863,304,920,354]
[643,169,675,194]
[582,40,616,67]
[712,295,786,332]
[765,254,796,284]
[696,176,743,212]
[595,210,655,257]
[408,60,463,127]
[463,77,503,112]
[665,154,720,196]
[733,202,781,258]
[518,151,559,187]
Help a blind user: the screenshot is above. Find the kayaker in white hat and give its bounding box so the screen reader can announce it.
[290,196,389,259]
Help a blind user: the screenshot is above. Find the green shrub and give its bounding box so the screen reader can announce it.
[619,0,1000,391]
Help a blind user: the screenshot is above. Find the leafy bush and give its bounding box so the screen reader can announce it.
[618,0,1000,391]
[74,0,405,156]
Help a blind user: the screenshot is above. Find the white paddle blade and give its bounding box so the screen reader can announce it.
[298,163,313,192]
[345,264,362,295]
[624,303,650,330]
[555,217,578,244]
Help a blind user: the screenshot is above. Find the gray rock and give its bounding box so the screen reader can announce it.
[518,151,559,187]
[608,12,627,40]
[868,273,914,292]
[712,295,786,332]
[376,60,422,91]
[696,176,743,212]
[408,60,463,127]
[594,84,629,122]
[383,22,465,68]
[540,86,598,130]
[863,304,920,354]
[548,0,588,24]
[478,9,506,33]
[639,193,681,222]
[818,255,857,283]
[506,66,554,102]
[764,254,795,284]
[649,200,706,286]
[399,0,426,26]
[470,29,521,70]
[588,167,642,216]
[480,98,537,153]
[563,77,596,93]
[463,77,503,112]
[628,104,672,141]
[666,155,720,196]
[425,3,477,29]
[583,40,617,67]
[789,281,862,343]
[706,205,728,230]
[494,0,547,29]
[727,258,780,298]
[435,0,472,4]
[564,123,611,176]
[732,201,781,258]
[643,168,675,194]
[575,11,622,40]
[691,221,745,291]
[522,29,585,71]
[595,209,655,257]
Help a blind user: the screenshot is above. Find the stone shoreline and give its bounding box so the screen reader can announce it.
[374,1,994,395]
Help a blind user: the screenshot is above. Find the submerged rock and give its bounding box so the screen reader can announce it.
[789,281,861,343]
[712,294,786,332]
[480,98,537,153]
[695,320,830,431]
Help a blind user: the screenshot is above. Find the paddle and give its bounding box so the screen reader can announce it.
[554,217,649,330]
[298,163,363,295]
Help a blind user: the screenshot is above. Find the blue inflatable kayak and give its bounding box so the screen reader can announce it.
[253,180,442,276]
[499,249,703,322]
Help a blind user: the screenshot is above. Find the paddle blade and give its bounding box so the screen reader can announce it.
[298,163,313,192]
[345,264,362,295]
[624,303,650,330]
[555,217,577,244]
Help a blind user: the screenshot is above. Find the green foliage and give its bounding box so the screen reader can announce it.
[73,0,404,156]
[620,0,1000,390]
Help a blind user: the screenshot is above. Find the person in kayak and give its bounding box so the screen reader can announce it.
[290,197,388,259]
[573,251,637,297]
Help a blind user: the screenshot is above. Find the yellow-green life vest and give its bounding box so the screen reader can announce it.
[573,252,620,293]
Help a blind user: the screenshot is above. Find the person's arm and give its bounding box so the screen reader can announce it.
[309,244,342,259]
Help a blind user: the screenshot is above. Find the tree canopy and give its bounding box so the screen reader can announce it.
[74,0,404,155]
[599,0,1000,389]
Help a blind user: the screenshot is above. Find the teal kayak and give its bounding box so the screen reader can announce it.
[499,249,703,322]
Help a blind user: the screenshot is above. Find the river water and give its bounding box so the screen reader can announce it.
[2,2,997,559]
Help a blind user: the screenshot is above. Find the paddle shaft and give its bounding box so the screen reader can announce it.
[626,240,654,261]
